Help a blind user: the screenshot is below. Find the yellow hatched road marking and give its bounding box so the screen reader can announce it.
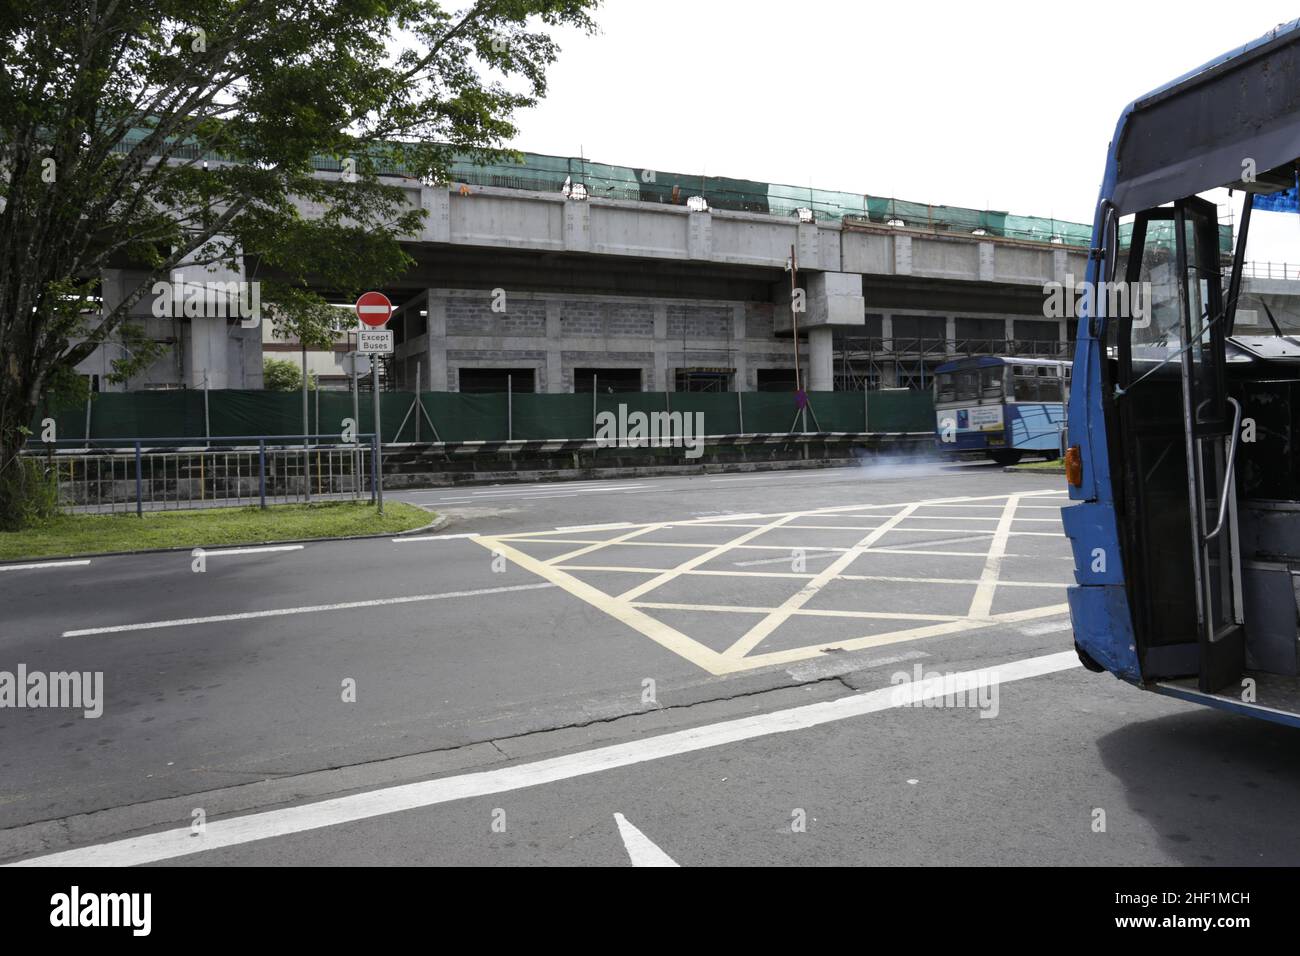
[720,505,920,660]
[472,488,1071,673]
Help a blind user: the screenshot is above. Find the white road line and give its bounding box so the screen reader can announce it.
[8,650,1079,867]
[1017,618,1074,637]
[614,814,680,867]
[393,533,480,543]
[518,494,580,500]
[61,582,555,637]
[202,545,303,557]
[469,485,646,497]
[0,560,91,572]
[555,522,636,532]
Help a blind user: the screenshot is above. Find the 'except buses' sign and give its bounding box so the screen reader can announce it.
[357,329,393,354]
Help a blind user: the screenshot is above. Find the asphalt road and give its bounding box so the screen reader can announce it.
[3,458,1299,866]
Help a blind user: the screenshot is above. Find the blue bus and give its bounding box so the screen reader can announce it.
[1065,19,1300,725]
[934,356,1067,465]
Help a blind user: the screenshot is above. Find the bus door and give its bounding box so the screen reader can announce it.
[1117,199,1244,691]
[1175,197,1245,693]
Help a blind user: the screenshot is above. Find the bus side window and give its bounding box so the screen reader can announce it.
[1014,372,1038,402]
[936,374,955,403]
[981,368,1002,397]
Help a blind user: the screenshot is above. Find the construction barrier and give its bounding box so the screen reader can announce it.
[33,389,936,445]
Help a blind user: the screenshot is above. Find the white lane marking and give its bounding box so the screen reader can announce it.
[61,582,555,637]
[614,814,679,867]
[708,475,780,482]
[8,650,1079,867]
[393,533,480,543]
[556,522,636,532]
[469,485,646,497]
[202,545,303,557]
[0,560,91,572]
[1017,618,1074,637]
[519,494,580,500]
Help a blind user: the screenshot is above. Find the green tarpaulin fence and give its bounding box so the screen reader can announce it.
[33,390,935,445]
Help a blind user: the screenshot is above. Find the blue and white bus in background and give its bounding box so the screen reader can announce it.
[1065,19,1300,725]
[933,356,1068,465]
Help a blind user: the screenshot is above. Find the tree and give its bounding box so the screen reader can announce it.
[0,0,598,526]
[263,357,307,392]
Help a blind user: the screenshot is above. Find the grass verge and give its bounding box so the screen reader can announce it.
[0,501,432,561]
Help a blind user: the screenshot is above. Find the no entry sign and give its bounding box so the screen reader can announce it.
[355,291,393,328]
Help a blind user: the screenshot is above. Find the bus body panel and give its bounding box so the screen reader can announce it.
[1067,584,1142,683]
[1005,402,1065,451]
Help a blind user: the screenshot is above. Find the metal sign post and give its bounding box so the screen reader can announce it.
[372,358,384,514]
[350,343,361,498]
[354,293,393,515]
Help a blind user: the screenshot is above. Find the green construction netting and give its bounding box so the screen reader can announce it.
[446,150,1100,245]
[33,390,936,445]
[113,128,1228,251]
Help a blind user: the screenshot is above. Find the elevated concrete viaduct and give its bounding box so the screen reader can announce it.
[75,169,1300,396]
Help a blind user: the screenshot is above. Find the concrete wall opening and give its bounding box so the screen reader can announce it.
[756,368,798,391]
[458,368,536,392]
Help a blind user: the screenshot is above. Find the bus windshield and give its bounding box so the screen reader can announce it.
[935,369,995,404]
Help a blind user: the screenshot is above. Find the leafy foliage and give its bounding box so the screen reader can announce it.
[263,356,308,391]
[0,0,599,524]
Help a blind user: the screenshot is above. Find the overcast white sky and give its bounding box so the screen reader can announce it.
[508,0,1299,258]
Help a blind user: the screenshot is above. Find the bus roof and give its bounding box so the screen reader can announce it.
[1107,19,1300,214]
[934,356,1066,374]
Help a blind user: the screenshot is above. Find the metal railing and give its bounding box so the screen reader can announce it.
[1242,261,1300,281]
[25,434,378,515]
[838,336,1074,359]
